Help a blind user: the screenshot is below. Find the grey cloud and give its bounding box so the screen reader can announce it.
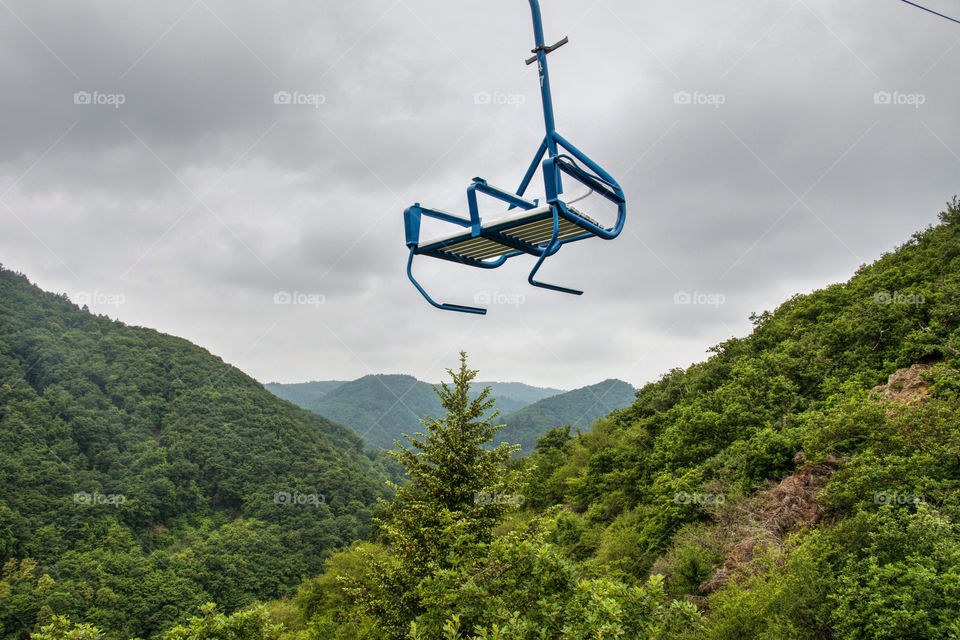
[2,0,958,390]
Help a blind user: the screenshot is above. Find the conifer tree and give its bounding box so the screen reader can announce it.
[344,352,520,638]
[390,351,517,527]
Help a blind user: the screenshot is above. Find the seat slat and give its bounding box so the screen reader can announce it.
[421,205,604,260]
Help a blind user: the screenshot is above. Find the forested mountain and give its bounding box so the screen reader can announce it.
[494,378,636,451]
[292,202,960,639]
[0,267,392,639]
[266,376,565,449]
[297,374,444,449]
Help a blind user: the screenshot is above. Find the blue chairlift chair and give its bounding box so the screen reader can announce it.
[404,0,627,314]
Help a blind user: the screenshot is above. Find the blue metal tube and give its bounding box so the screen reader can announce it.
[406,248,487,314]
[528,0,559,157]
[513,137,548,202]
[553,132,623,193]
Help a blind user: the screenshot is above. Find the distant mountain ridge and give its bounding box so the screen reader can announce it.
[266,375,564,449]
[494,379,637,451]
[264,380,348,407]
[266,375,635,452]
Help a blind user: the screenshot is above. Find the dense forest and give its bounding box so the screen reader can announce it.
[3,200,960,639]
[0,269,397,638]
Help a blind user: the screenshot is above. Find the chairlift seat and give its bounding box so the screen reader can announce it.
[402,0,627,314]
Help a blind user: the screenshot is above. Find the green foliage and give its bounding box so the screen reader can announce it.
[653,530,724,599]
[263,381,347,409]
[521,200,960,578]
[29,618,102,640]
[292,542,387,640]
[8,200,960,640]
[301,375,448,450]
[0,267,391,638]
[410,524,700,640]
[339,353,521,638]
[704,530,839,640]
[830,506,960,640]
[30,604,282,640]
[304,355,700,639]
[160,603,282,640]
[704,505,960,640]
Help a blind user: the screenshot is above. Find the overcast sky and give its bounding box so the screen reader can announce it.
[1,0,958,390]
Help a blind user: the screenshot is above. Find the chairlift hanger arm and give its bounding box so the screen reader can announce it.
[525,36,569,65]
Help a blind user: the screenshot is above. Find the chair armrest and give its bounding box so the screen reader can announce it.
[404,204,471,248]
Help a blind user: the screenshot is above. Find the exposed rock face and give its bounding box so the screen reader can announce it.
[702,453,839,594]
[870,363,934,405]
[752,452,837,537]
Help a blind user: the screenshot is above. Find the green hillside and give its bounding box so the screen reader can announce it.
[0,268,391,639]
[517,201,960,637]
[495,378,636,451]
